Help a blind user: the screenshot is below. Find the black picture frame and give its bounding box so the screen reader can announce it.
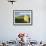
[13,10,33,26]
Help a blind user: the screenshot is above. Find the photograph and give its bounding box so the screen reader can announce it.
[13,10,32,25]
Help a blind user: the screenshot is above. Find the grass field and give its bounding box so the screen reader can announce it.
[15,15,30,23]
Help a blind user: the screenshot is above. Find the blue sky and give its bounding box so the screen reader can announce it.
[15,11,31,16]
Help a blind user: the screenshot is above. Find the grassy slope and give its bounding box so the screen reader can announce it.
[15,15,30,23]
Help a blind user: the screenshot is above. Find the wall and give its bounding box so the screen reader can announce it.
[0,0,46,42]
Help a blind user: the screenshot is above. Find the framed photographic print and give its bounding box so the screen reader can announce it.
[13,10,32,25]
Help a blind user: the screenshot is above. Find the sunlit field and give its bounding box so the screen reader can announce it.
[15,15,30,23]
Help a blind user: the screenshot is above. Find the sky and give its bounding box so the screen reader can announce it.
[15,10,31,16]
